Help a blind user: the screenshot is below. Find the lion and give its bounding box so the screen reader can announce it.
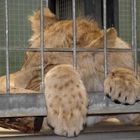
[0,8,140,137]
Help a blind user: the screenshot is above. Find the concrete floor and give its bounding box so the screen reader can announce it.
[0,119,139,138]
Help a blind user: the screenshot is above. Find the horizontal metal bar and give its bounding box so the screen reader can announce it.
[0,93,46,117]
[1,128,140,140]
[0,47,138,52]
[0,93,140,117]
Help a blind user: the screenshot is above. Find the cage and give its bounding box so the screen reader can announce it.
[0,0,140,139]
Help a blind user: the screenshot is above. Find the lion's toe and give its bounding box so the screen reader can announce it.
[104,68,140,105]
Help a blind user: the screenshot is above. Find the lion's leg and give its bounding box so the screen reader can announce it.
[0,73,15,93]
[104,68,140,105]
[0,74,38,93]
[45,64,88,137]
[0,68,40,93]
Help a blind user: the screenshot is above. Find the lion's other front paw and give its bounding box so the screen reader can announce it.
[104,68,140,105]
[45,65,88,137]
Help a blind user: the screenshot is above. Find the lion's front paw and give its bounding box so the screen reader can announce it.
[45,65,88,137]
[104,68,140,105]
[47,104,87,137]
[46,89,88,137]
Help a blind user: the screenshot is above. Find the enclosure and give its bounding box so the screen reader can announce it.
[0,0,140,139]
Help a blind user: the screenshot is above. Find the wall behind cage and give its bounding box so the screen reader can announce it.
[0,0,41,76]
[118,0,140,63]
[118,0,140,47]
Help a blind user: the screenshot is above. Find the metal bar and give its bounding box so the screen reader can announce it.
[0,47,135,52]
[5,0,10,94]
[103,0,108,78]
[72,0,77,69]
[46,0,48,7]
[131,0,138,75]
[3,46,140,52]
[0,94,46,117]
[103,0,109,107]
[1,131,140,140]
[40,0,45,93]
[0,93,139,117]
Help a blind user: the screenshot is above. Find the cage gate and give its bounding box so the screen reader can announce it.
[0,0,140,139]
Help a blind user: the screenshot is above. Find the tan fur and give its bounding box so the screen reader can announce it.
[104,68,140,104]
[0,8,140,136]
[45,65,88,136]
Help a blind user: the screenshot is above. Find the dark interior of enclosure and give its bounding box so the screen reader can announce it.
[48,0,119,28]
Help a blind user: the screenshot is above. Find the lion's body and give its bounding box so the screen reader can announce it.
[23,9,134,93]
[0,8,140,136]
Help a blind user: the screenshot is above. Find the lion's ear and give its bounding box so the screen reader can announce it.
[28,10,41,34]
[88,27,117,48]
[28,8,58,34]
[106,27,117,46]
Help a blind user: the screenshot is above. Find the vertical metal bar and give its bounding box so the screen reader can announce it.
[72,0,77,69]
[46,0,48,7]
[131,0,137,75]
[5,0,10,94]
[103,0,109,106]
[40,0,45,93]
[103,0,108,78]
